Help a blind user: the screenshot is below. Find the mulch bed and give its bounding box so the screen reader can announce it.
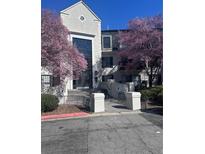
[42,104,85,116]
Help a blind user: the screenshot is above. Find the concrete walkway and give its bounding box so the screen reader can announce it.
[42,113,163,154]
[105,98,130,113]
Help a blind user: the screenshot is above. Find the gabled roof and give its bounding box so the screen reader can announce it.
[60,1,101,22]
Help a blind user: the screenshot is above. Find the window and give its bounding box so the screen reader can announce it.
[41,75,51,85]
[102,35,112,49]
[53,76,60,86]
[125,75,132,82]
[73,38,92,58]
[102,75,114,82]
[102,57,113,68]
[95,77,98,83]
[41,75,60,87]
[72,38,93,88]
[80,15,85,21]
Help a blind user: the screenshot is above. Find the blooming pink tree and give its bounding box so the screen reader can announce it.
[41,9,87,83]
[118,15,163,87]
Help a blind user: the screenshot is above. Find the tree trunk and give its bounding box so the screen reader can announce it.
[161,62,163,85]
[149,67,153,88]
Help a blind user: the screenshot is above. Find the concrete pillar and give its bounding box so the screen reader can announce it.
[91,93,105,113]
[126,92,141,110]
[127,82,135,92]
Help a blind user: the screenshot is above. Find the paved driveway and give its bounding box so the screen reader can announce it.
[105,99,130,113]
[42,113,163,154]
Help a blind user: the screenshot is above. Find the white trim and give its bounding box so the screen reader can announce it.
[70,31,95,37]
[41,67,52,75]
[60,1,101,22]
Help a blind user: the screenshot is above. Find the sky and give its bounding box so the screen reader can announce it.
[41,0,163,30]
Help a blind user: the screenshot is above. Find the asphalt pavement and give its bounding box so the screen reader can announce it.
[42,112,163,154]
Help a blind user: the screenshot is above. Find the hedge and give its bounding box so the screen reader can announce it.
[140,86,163,105]
[41,94,59,113]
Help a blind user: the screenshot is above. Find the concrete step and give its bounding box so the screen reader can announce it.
[67,90,90,96]
[64,90,91,106]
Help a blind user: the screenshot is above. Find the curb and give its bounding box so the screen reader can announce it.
[41,112,89,121]
[41,110,142,122]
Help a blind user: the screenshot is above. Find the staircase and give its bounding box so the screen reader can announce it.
[65,90,91,107]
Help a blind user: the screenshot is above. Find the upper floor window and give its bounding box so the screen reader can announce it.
[102,35,112,49]
[73,37,92,59]
[79,15,85,22]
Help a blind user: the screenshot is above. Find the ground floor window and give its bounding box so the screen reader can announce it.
[102,57,113,68]
[41,75,60,87]
[41,75,51,85]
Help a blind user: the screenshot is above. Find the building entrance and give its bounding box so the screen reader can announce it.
[72,37,93,89]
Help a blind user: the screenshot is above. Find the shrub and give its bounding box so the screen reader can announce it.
[41,94,59,113]
[156,91,163,105]
[140,86,163,104]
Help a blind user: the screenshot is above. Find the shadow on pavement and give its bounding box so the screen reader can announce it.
[112,105,129,109]
[141,101,163,115]
[140,102,163,128]
[141,108,163,115]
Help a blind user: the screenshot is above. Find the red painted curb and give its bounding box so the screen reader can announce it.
[41,112,89,121]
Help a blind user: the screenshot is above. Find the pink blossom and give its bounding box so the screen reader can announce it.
[41,9,87,82]
[118,15,163,87]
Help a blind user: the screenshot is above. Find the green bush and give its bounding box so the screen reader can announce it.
[156,92,163,105]
[140,86,163,104]
[41,94,59,113]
